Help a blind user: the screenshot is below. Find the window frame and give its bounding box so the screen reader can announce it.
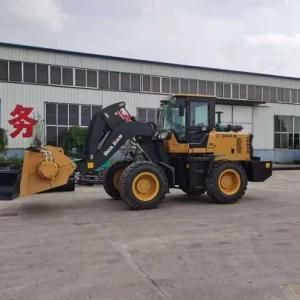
[23,62,36,83]
[50,65,62,85]
[75,68,87,87]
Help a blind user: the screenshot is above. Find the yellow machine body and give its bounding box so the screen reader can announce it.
[20,145,76,197]
[166,130,251,161]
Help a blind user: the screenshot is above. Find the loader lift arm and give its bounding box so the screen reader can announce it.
[83,102,157,171]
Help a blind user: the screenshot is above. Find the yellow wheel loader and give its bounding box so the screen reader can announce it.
[0,95,272,209]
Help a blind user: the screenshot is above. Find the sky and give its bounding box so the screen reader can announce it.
[0,0,299,77]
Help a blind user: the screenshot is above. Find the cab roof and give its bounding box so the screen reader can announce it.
[161,94,216,103]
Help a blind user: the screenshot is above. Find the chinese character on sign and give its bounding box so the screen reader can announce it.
[8,104,37,138]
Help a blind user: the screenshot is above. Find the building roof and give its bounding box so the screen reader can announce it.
[0,42,299,82]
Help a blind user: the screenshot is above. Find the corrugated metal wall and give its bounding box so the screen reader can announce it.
[1,44,300,163]
[2,45,300,88]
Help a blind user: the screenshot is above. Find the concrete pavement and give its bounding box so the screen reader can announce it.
[1,171,300,300]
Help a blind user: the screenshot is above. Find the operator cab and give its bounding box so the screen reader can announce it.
[158,95,215,145]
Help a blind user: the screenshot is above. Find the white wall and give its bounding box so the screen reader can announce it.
[0,82,164,149]
[252,103,300,150]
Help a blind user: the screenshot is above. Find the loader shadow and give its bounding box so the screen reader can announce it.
[17,191,261,216]
[166,193,215,205]
[18,196,129,216]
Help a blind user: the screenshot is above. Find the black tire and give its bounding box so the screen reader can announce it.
[103,161,131,199]
[119,161,167,210]
[206,161,247,204]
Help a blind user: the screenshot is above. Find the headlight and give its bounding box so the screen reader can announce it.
[158,131,171,140]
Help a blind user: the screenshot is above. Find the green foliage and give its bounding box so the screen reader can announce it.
[0,156,23,166]
[62,126,88,154]
[0,128,8,154]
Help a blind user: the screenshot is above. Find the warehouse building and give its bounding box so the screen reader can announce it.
[0,42,300,162]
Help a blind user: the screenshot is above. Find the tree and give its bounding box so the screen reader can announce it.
[62,126,88,154]
[0,128,8,155]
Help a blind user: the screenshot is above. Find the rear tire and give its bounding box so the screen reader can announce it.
[206,161,247,204]
[103,161,131,199]
[119,161,167,210]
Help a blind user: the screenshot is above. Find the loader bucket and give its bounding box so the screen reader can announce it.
[19,146,76,198]
[0,146,76,201]
[0,167,21,200]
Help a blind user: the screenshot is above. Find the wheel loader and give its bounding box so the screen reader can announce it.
[0,95,272,209]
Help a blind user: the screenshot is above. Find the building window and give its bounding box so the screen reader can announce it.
[137,107,158,123]
[99,71,109,89]
[198,81,206,95]
[121,73,130,91]
[81,105,91,126]
[87,70,97,88]
[171,78,179,93]
[255,86,262,100]
[232,84,239,99]
[23,62,36,83]
[58,103,68,125]
[216,82,223,97]
[46,127,57,146]
[37,64,48,84]
[263,86,270,102]
[283,88,291,102]
[0,60,8,81]
[206,81,214,95]
[69,104,79,126]
[277,88,283,102]
[62,67,73,86]
[109,72,120,90]
[180,79,189,93]
[131,74,141,91]
[190,79,197,94]
[45,102,102,146]
[291,89,297,104]
[142,75,151,92]
[248,85,255,100]
[240,85,247,99]
[75,69,86,87]
[9,61,22,82]
[151,76,160,93]
[274,115,295,149]
[46,103,57,125]
[270,87,277,102]
[50,66,61,85]
[4,59,300,106]
[224,83,231,98]
[162,77,170,93]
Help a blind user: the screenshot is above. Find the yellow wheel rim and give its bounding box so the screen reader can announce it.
[132,172,160,201]
[113,169,123,191]
[218,169,241,196]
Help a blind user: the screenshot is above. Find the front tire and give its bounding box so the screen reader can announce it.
[119,161,167,210]
[103,161,131,199]
[206,161,247,204]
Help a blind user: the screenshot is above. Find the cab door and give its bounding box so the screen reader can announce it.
[187,101,214,145]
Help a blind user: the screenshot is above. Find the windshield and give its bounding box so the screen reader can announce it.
[159,101,186,141]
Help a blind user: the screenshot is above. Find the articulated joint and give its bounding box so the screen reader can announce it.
[37,149,59,180]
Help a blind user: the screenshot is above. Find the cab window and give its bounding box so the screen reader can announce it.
[190,102,208,128]
[162,102,186,141]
